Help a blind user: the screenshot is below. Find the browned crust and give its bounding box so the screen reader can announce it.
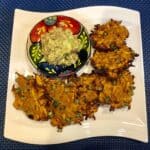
[90,19,129,51]
[90,45,138,79]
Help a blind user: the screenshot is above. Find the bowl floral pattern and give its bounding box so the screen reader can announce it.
[27,15,91,77]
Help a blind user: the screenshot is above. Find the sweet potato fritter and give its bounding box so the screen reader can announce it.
[91,45,137,78]
[90,19,129,51]
[71,70,134,111]
[70,74,103,119]
[12,73,101,130]
[12,74,49,121]
[98,70,134,110]
[12,70,135,130]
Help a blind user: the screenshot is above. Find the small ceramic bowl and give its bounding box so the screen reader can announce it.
[27,15,91,77]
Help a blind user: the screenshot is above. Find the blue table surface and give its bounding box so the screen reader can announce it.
[0,0,149,149]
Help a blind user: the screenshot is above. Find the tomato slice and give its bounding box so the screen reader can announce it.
[57,16,81,34]
[30,21,48,43]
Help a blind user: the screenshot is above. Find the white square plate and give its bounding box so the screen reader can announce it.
[4,6,148,144]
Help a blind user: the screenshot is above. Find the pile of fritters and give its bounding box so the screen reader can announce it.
[13,70,134,130]
[12,19,137,130]
[13,73,100,130]
[90,19,138,79]
[90,19,129,51]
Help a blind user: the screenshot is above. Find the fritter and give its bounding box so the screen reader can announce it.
[98,70,134,110]
[12,70,135,130]
[91,45,138,78]
[70,73,103,119]
[12,74,49,121]
[72,70,135,111]
[12,73,100,130]
[90,19,129,51]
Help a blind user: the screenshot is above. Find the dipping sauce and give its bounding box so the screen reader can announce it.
[41,27,81,66]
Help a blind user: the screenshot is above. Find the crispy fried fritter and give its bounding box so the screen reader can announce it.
[12,73,100,130]
[12,70,135,130]
[71,74,102,119]
[44,77,83,129]
[90,19,129,51]
[73,71,134,111]
[98,70,134,110]
[91,45,137,78]
[12,74,49,121]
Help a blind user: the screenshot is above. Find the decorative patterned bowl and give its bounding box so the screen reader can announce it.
[27,15,91,77]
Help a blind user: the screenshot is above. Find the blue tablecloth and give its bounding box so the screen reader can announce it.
[0,0,149,149]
